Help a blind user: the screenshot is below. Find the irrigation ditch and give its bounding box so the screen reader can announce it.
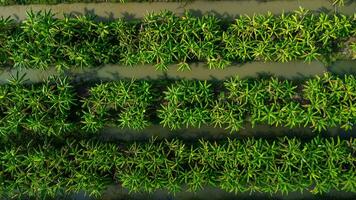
[1,0,356,21]
[0,0,355,200]
[82,186,356,200]
[0,60,355,83]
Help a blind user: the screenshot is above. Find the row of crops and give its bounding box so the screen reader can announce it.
[0,0,355,199]
[0,9,355,71]
[0,73,355,138]
[2,136,356,199]
[1,137,355,198]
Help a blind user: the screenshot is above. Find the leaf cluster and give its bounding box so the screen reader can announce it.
[0,74,75,136]
[158,73,356,132]
[0,9,354,71]
[0,73,354,137]
[0,137,355,199]
[81,80,153,132]
[158,80,213,129]
[223,9,353,63]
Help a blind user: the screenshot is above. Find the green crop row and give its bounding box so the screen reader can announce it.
[0,72,354,137]
[1,136,355,198]
[0,9,354,71]
[0,0,347,6]
[0,74,76,136]
[155,73,355,132]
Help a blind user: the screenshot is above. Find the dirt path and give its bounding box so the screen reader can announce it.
[0,0,355,20]
[0,60,354,83]
[98,124,355,143]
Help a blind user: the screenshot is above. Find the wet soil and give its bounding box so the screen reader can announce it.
[0,60,355,84]
[0,0,355,21]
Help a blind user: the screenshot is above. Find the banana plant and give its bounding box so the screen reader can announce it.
[158,80,213,130]
[1,10,353,71]
[2,137,356,198]
[0,73,75,137]
[81,80,153,132]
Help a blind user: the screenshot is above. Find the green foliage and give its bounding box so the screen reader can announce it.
[138,11,225,70]
[0,16,15,66]
[0,73,354,135]
[81,80,153,132]
[0,139,113,199]
[223,8,354,63]
[0,9,354,71]
[0,74,75,137]
[0,137,355,198]
[158,80,213,129]
[302,73,356,131]
[159,73,356,132]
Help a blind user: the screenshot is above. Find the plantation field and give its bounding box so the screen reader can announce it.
[0,0,355,199]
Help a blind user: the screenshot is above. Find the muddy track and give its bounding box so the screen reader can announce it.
[0,60,355,83]
[0,0,355,21]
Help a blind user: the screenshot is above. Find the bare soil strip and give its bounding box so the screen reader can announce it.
[0,0,355,20]
[98,125,355,142]
[0,60,354,83]
[100,185,356,200]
